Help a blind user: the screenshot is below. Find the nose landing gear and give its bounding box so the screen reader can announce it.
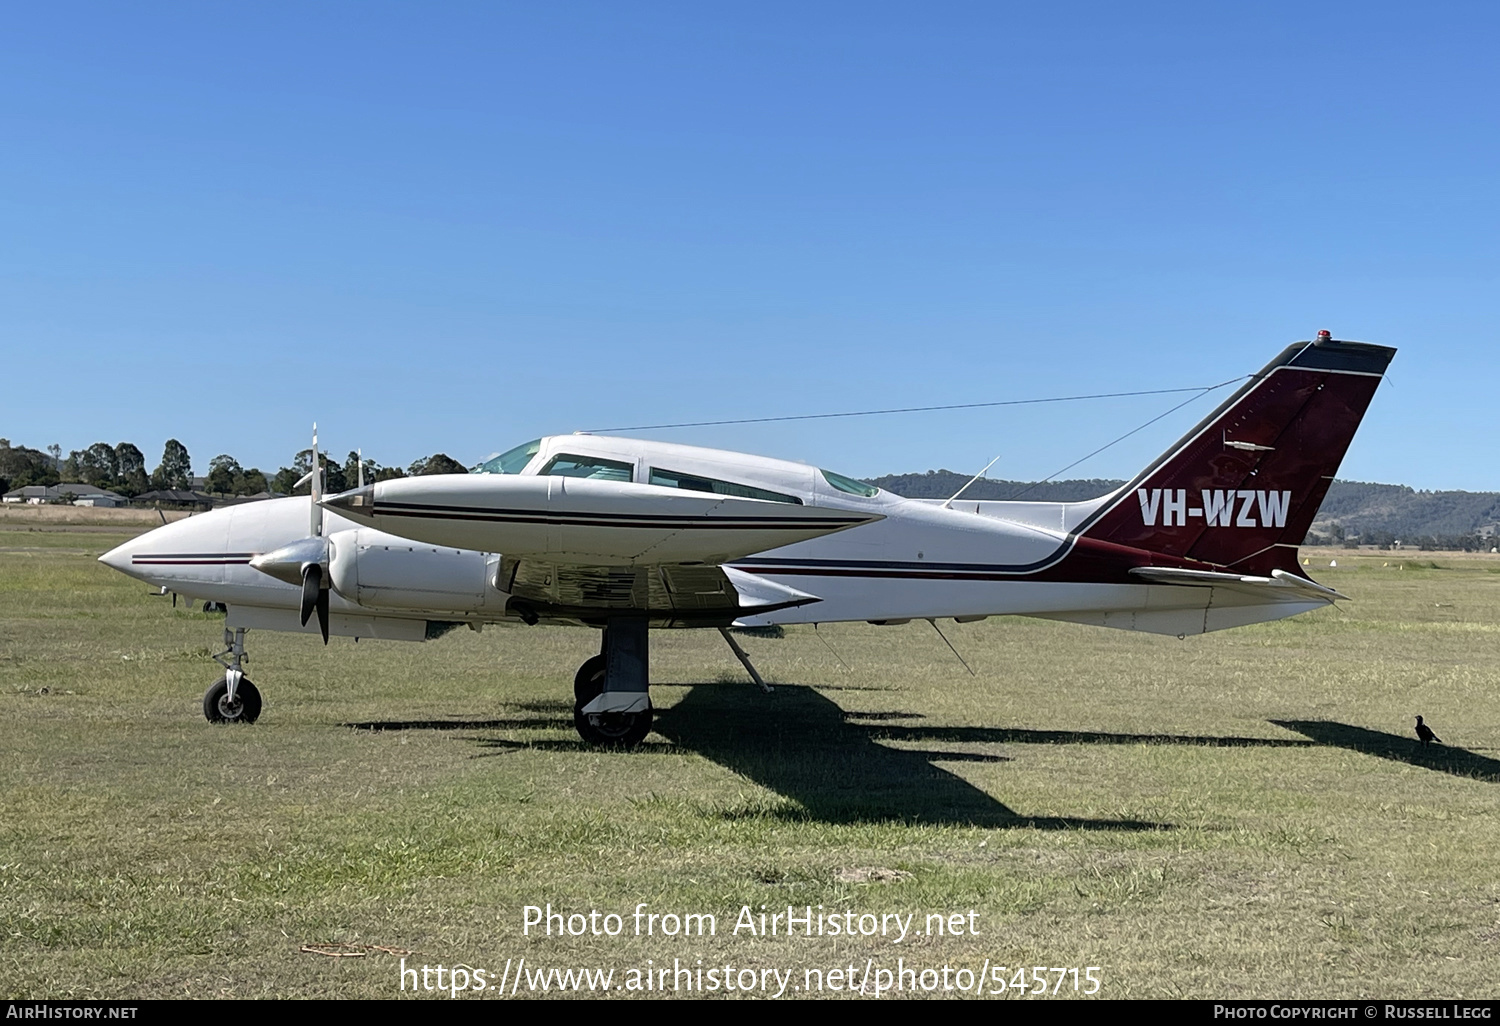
[204,675,262,723]
[205,626,262,724]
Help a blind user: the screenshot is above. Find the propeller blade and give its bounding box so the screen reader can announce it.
[310,423,324,539]
[316,584,330,645]
[300,564,322,627]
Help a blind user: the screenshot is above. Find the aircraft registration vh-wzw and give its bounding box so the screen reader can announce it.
[101,335,1394,747]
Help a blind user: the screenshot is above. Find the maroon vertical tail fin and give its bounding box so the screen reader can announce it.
[1078,337,1396,575]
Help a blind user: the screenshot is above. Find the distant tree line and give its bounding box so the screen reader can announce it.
[1305,481,1500,542]
[0,440,61,492]
[266,450,467,496]
[0,438,191,497]
[1,437,472,499]
[1302,524,1498,552]
[11,442,1496,549]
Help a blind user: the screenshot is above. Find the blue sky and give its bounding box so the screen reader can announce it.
[3,3,1495,488]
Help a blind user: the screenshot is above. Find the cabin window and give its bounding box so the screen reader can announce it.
[648,468,802,505]
[820,469,878,498]
[539,454,634,482]
[471,439,540,475]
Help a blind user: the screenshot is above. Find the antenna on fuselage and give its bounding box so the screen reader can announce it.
[310,424,323,537]
[305,424,330,642]
[812,623,851,672]
[927,619,976,677]
[941,453,1003,509]
[292,423,324,535]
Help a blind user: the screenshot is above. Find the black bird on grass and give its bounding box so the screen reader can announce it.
[1415,716,1442,746]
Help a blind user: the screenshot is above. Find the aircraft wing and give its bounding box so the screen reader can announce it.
[324,475,880,566]
[501,558,821,625]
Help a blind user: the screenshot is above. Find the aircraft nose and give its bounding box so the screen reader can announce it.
[99,536,139,574]
[99,526,172,581]
[96,509,234,587]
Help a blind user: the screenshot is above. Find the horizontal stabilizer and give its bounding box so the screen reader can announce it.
[1128,565,1348,601]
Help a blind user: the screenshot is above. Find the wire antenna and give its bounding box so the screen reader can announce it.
[1005,376,1244,500]
[586,381,1246,434]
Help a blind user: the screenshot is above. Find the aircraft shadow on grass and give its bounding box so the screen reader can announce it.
[351,700,1497,823]
[346,700,575,734]
[1271,720,1500,784]
[350,686,1337,831]
[645,684,1166,831]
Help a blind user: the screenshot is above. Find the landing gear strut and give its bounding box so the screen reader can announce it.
[572,618,652,748]
[205,627,262,724]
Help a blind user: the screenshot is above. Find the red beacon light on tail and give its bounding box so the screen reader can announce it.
[1315,329,1332,343]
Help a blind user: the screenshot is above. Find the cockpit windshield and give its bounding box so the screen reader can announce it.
[470,439,541,475]
[821,469,879,497]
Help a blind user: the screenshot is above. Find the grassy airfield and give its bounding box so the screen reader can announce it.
[2,509,1498,999]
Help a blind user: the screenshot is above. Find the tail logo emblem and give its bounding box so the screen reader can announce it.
[1137,489,1291,528]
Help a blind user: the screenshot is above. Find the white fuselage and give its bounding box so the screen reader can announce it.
[101,433,1324,641]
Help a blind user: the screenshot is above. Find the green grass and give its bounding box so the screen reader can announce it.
[2,538,1498,999]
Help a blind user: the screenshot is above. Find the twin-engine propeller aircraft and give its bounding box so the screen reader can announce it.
[101,335,1395,746]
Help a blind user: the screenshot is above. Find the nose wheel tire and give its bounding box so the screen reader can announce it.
[204,676,262,724]
[572,655,651,748]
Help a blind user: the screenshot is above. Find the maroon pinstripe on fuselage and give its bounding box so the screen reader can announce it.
[130,552,256,566]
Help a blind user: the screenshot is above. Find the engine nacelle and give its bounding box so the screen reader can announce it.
[327,529,509,613]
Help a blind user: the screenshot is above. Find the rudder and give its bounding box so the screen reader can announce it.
[1079,336,1396,575]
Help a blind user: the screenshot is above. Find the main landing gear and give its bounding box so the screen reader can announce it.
[566,620,775,748]
[205,627,261,724]
[572,618,652,748]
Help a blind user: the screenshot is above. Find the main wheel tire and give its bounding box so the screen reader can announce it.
[574,705,653,748]
[574,654,606,704]
[203,676,262,724]
[571,654,650,747]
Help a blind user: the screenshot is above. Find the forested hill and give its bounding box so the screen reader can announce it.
[1307,482,1500,544]
[867,472,1500,548]
[868,472,1127,503]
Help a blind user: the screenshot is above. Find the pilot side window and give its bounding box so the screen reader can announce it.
[539,454,634,482]
[648,468,802,504]
[470,439,541,475]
